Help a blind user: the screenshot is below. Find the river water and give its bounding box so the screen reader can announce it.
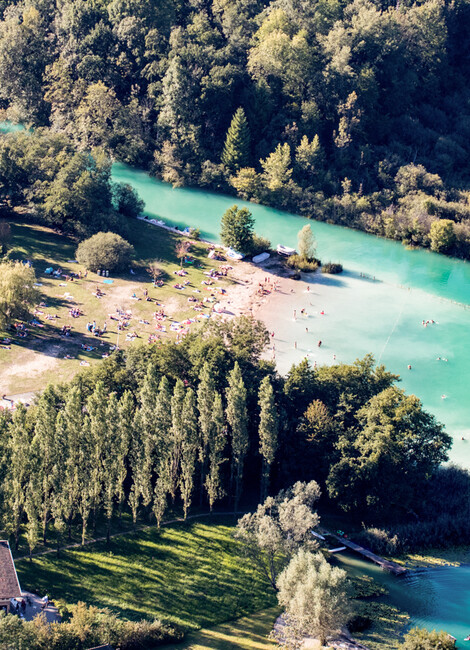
[335,553,470,647]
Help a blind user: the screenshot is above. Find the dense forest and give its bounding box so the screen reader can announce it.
[1,317,463,560]
[1,0,470,255]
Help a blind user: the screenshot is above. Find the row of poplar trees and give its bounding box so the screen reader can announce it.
[0,361,279,556]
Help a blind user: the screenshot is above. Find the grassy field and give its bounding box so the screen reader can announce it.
[161,607,280,650]
[0,218,231,394]
[15,519,275,631]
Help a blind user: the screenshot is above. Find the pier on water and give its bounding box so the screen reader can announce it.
[319,529,407,576]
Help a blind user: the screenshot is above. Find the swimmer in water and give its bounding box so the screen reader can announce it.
[408,364,412,370]
[441,394,447,399]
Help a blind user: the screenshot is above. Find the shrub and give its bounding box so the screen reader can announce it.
[250,233,271,255]
[0,603,184,650]
[285,254,319,272]
[113,183,145,219]
[188,227,201,240]
[76,232,134,272]
[355,528,400,555]
[321,262,343,274]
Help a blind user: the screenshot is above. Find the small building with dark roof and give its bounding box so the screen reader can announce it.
[0,541,22,613]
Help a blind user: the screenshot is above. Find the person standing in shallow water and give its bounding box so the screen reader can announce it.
[318,340,322,347]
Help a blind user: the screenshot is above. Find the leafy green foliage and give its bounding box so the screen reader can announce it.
[321,262,343,274]
[76,232,134,271]
[220,205,255,254]
[0,603,182,650]
[0,260,39,329]
[276,548,352,646]
[1,0,470,257]
[401,627,456,650]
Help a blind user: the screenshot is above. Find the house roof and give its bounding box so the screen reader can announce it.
[0,541,22,600]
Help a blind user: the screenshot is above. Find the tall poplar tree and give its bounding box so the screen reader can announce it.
[32,386,58,544]
[221,107,251,172]
[77,416,93,546]
[103,393,121,543]
[50,410,68,554]
[258,375,279,500]
[197,362,215,502]
[87,382,108,529]
[116,391,133,517]
[153,376,173,526]
[226,362,249,511]
[4,405,33,549]
[61,385,83,540]
[169,379,185,501]
[205,392,226,512]
[134,363,159,508]
[180,388,198,518]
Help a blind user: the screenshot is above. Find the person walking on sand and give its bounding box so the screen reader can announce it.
[317,340,322,347]
[293,309,296,320]
[294,341,297,349]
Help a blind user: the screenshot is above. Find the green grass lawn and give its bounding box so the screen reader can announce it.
[1,217,232,394]
[15,519,275,631]
[161,607,281,649]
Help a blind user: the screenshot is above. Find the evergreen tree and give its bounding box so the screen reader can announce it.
[221,107,251,172]
[226,362,249,511]
[261,142,293,192]
[295,134,325,184]
[205,392,226,511]
[258,375,279,501]
[180,388,198,518]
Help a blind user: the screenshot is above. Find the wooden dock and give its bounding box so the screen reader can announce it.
[319,529,407,576]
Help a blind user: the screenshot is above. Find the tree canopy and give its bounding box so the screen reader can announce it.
[0,0,470,256]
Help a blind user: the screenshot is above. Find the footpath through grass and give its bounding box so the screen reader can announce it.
[0,218,231,394]
[15,519,275,631]
[160,607,281,650]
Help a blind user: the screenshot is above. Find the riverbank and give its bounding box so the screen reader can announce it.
[393,545,470,569]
